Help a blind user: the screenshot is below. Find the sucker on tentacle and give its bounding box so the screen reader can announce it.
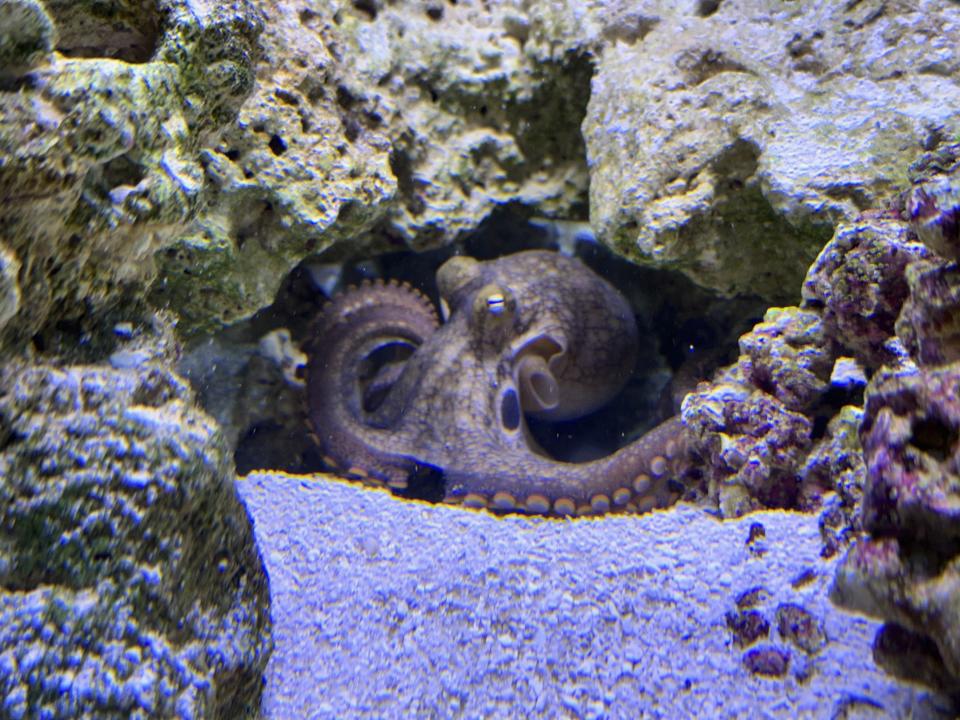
[304,250,693,516]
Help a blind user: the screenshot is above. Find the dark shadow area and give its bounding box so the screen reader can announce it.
[227,204,767,501]
[44,0,163,63]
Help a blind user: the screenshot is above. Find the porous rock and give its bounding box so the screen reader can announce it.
[904,142,960,263]
[832,361,960,691]
[802,217,931,369]
[0,0,56,77]
[681,381,813,517]
[0,0,262,351]
[737,306,835,413]
[800,405,866,558]
[0,360,271,719]
[896,259,960,367]
[0,242,21,333]
[584,0,960,301]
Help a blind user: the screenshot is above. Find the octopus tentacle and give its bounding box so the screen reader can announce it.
[443,415,689,515]
[305,278,438,489]
[304,251,693,516]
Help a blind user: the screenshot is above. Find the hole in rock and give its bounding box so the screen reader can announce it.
[696,0,722,17]
[187,206,766,504]
[910,416,958,462]
[44,0,163,62]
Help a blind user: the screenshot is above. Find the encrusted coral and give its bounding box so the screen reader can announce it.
[0,360,271,718]
[680,303,844,518]
[738,307,836,413]
[896,258,960,367]
[681,381,812,517]
[800,405,866,558]
[832,361,960,691]
[904,142,960,263]
[802,219,931,368]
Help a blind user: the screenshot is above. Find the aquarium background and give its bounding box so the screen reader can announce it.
[1,0,960,717]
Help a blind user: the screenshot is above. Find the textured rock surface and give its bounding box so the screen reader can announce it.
[585,0,960,301]
[152,0,596,334]
[239,472,952,719]
[904,142,960,263]
[4,0,958,344]
[0,361,271,718]
[737,306,835,413]
[0,0,55,78]
[832,361,960,692]
[800,405,866,559]
[897,259,960,367]
[681,379,813,517]
[0,0,262,351]
[802,217,931,368]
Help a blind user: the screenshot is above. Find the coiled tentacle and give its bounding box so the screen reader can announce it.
[304,251,693,516]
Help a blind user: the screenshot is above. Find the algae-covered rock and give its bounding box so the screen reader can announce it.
[681,381,813,516]
[904,142,960,263]
[0,361,271,718]
[584,0,960,302]
[800,405,865,558]
[832,361,960,692]
[152,0,595,334]
[738,306,835,413]
[802,217,931,369]
[0,0,262,353]
[897,259,960,367]
[7,0,959,343]
[0,243,20,332]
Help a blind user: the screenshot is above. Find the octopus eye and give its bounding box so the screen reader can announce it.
[486,292,506,315]
[500,388,521,431]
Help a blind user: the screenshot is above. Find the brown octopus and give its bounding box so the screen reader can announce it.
[305,250,690,516]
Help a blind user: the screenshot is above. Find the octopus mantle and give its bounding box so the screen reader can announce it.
[305,250,689,516]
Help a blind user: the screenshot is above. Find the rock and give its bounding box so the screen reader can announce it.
[0,0,262,352]
[0,242,20,333]
[0,0,55,78]
[802,217,931,368]
[832,361,960,691]
[584,0,960,301]
[800,405,866,559]
[904,142,960,263]
[681,381,812,516]
[6,1,960,347]
[0,360,271,718]
[896,259,960,366]
[737,306,835,413]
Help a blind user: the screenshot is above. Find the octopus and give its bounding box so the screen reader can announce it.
[304,249,691,516]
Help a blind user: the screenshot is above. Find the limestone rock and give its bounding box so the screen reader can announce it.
[802,217,931,369]
[832,361,960,692]
[584,0,960,301]
[0,0,55,78]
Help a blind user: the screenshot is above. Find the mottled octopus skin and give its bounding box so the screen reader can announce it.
[305,250,690,516]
